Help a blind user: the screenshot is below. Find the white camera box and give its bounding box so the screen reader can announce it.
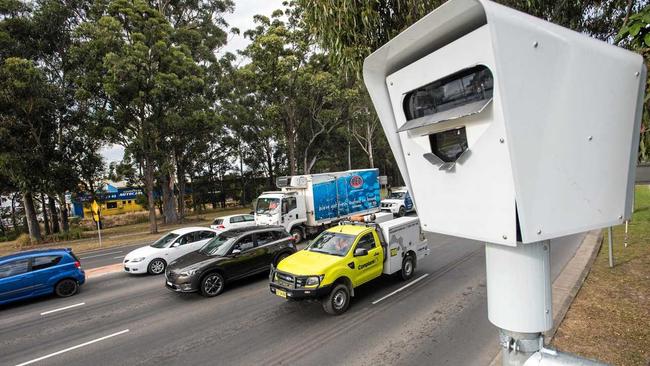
[364,0,645,245]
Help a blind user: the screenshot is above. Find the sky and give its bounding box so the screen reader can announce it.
[99,0,285,164]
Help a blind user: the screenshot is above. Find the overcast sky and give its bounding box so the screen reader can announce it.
[99,0,285,164]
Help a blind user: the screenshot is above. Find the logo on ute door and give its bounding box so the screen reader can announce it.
[350,175,364,189]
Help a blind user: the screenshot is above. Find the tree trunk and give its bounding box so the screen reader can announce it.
[239,144,246,205]
[144,158,158,234]
[176,162,186,220]
[58,193,69,232]
[40,193,51,235]
[48,196,60,233]
[10,194,18,234]
[347,119,352,170]
[161,172,179,225]
[23,191,42,243]
[287,133,297,175]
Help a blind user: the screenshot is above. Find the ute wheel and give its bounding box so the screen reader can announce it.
[275,252,290,267]
[290,228,303,243]
[147,258,166,275]
[322,284,351,315]
[200,272,225,297]
[55,279,79,298]
[397,206,406,217]
[400,254,415,281]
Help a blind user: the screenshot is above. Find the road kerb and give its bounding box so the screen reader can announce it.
[488,229,603,366]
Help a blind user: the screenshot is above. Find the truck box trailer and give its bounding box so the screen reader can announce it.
[254,169,381,241]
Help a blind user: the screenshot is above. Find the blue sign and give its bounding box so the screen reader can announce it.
[313,169,380,221]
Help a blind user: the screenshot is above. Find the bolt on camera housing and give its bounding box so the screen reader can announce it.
[363,0,645,247]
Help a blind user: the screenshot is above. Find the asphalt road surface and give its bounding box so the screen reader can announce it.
[0,232,584,366]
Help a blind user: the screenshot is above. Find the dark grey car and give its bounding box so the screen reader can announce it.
[165,226,296,297]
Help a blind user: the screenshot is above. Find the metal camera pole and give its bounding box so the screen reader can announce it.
[485,241,606,366]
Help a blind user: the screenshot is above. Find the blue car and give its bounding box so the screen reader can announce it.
[0,248,85,305]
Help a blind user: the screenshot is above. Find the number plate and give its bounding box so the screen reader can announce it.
[166,281,172,287]
[276,289,287,298]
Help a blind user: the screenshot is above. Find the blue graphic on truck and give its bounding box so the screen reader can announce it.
[313,169,380,221]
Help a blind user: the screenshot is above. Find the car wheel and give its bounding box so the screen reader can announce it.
[322,284,351,315]
[397,206,406,217]
[147,258,166,275]
[275,252,290,267]
[201,272,225,297]
[290,228,303,243]
[55,279,79,298]
[400,254,415,281]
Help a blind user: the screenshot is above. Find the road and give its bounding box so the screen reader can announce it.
[0,232,584,366]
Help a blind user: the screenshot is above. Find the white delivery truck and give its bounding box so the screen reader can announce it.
[380,186,415,217]
[254,169,381,242]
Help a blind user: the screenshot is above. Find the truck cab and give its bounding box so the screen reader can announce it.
[380,187,414,217]
[255,191,307,241]
[269,215,429,315]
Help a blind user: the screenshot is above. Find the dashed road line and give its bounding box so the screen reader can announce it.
[15,329,130,366]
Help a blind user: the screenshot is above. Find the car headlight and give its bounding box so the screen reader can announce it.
[305,275,324,287]
[130,257,146,263]
[180,269,198,277]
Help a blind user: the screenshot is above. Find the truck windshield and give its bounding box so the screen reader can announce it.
[150,233,180,248]
[199,233,237,256]
[307,232,356,257]
[389,192,406,199]
[256,198,280,215]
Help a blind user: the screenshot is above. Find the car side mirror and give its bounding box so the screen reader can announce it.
[231,249,242,256]
[171,242,180,248]
[354,248,369,257]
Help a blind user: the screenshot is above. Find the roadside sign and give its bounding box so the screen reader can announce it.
[91,200,100,222]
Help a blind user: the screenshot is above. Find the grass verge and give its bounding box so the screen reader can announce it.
[551,185,650,365]
[0,207,250,257]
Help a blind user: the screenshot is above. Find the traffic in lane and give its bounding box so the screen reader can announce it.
[0,231,584,366]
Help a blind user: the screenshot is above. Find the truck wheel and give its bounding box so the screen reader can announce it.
[290,228,303,243]
[397,206,406,217]
[322,284,350,315]
[400,254,415,281]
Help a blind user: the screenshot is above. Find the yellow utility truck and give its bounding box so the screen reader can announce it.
[269,214,429,315]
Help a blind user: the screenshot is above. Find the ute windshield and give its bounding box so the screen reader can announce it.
[256,198,280,215]
[199,232,237,256]
[307,231,356,257]
[150,233,180,248]
[389,191,406,199]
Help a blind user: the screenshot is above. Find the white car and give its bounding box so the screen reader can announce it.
[209,214,256,231]
[123,227,220,275]
[380,187,415,217]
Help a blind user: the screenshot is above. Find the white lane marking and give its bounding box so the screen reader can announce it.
[79,251,123,259]
[112,256,124,259]
[15,329,130,366]
[371,273,429,305]
[40,302,86,316]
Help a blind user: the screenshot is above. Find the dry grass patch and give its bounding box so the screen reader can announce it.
[552,185,650,366]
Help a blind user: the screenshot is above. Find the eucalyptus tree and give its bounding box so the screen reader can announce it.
[0,57,57,242]
[72,0,225,232]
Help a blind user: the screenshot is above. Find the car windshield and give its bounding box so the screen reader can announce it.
[212,218,223,225]
[389,191,406,199]
[307,231,356,257]
[256,198,280,215]
[150,233,180,248]
[199,233,238,256]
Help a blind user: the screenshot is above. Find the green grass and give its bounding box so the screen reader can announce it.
[552,185,650,365]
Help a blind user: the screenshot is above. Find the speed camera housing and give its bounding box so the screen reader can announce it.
[363,0,645,246]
